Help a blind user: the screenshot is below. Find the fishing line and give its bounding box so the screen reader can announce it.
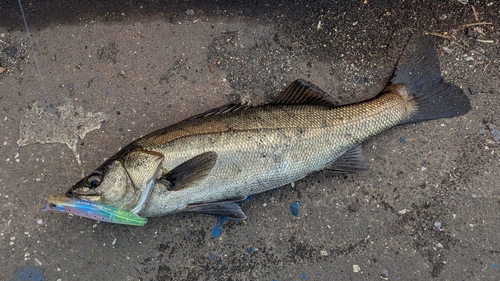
[18,0,74,196]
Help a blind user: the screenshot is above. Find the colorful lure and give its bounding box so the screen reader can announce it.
[44,195,147,226]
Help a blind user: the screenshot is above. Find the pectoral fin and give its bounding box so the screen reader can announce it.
[159,151,218,191]
[186,196,248,219]
[324,145,369,173]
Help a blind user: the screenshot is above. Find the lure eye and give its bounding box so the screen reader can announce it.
[87,172,102,188]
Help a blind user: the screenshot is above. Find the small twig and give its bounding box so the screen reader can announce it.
[462,21,493,27]
[424,31,467,49]
[483,61,491,73]
[424,31,454,40]
[321,10,331,21]
[476,39,494,43]
[471,5,479,22]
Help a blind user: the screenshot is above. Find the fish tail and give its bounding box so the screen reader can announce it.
[390,33,471,124]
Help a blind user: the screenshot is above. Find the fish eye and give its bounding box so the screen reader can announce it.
[87,172,103,188]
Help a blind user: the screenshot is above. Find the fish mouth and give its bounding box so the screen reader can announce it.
[65,189,101,201]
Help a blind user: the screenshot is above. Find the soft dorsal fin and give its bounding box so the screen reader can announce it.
[159,151,217,191]
[273,79,337,106]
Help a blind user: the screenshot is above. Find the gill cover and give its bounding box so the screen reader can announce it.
[67,149,163,212]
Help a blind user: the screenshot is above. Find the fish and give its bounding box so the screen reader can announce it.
[66,34,471,220]
[44,195,147,226]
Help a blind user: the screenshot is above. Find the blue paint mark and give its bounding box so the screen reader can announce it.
[209,253,215,259]
[272,279,278,281]
[211,216,227,238]
[492,263,498,269]
[11,266,46,281]
[105,90,111,96]
[290,201,302,216]
[399,136,407,144]
[247,247,254,254]
[301,273,307,279]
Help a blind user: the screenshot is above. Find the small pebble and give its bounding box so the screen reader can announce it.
[380,268,390,278]
[488,124,500,142]
[3,46,17,57]
[434,220,442,230]
[441,46,452,54]
[469,86,480,95]
[399,136,407,144]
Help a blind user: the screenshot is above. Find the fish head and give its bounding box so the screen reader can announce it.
[66,159,138,210]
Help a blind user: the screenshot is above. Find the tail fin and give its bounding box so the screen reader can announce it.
[390,33,471,124]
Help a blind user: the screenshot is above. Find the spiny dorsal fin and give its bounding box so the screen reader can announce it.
[189,79,337,120]
[159,151,217,191]
[273,79,338,106]
[188,103,251,120]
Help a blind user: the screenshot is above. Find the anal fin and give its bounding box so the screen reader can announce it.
[324,145,369,173]
[186,196,247,220]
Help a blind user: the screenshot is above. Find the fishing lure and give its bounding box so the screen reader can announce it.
[44,195,147,226]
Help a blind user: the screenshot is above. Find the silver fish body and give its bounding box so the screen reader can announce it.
[67,34,470,219]
[138,87,411,217]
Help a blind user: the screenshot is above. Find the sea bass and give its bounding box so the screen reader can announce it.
[67,34,470,220]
